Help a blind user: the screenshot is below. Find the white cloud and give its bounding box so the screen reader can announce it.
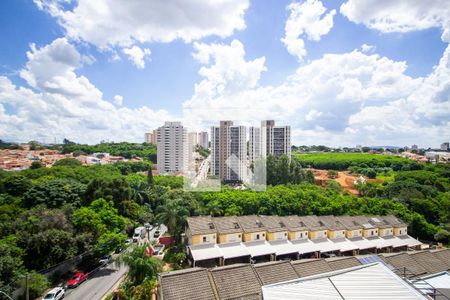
[0,38,172,143]
[340,0,450,42]
[113,95,123,106]
[34,0,249,48]
[281,0,336,60]
[122,46,151,69]
[184,38,448,146]
[361,44,375,53]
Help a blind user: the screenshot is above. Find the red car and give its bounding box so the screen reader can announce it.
[67,272,88,288]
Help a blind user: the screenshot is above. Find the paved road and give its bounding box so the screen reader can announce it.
[64,262,128,300]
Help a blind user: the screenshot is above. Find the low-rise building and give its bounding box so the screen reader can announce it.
[280,215,309,241]
[186,216,217,245]
[300,216,328,240]
[213,216,243,244]
[259,215,288,241]
[237,215,267,242]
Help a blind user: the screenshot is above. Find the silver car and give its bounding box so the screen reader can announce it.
[43,287,65,300]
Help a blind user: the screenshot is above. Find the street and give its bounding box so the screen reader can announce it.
[64,262,128,300]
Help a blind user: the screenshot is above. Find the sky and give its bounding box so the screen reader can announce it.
[0,0,449,147]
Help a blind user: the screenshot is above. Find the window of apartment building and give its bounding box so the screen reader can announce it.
[399,230,402,234]
[203,236,207,243]
[256,234,260,240]
[371,231,374,236]
[299,232,303,238]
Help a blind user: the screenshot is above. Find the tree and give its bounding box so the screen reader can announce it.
[117,245,162,285]
[30,160,43,169]
[0,236,24,286]
[147,169,154,188]
[53,158,82,167]
[434,229,450,244]
[327,170,338,179]
[23,271,49,299]
[1,175,32,196]
[156,199,188,237]
[22,179,86,208]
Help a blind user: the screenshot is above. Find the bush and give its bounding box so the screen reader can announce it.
[53,158,82,167]
[23,271,49,299]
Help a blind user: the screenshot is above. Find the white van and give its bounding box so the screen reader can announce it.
[132,226,146,243]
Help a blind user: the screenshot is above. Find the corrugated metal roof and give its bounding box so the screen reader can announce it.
[189,243,222,261]
[218,242,250,260]
[411,272,450,295]
[262,263,427,300]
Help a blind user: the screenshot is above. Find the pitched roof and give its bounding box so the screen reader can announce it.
[368,216,393,229]
[187,216,217,235]
[237,215,266,233]
[298,215,327,231]
[318,215,346,230]
[210,264,262,300]
[159,268,217,300]
[326,256,362,271]
[431,249,450,270]
[410,251,450,274]
[213,216,242,234]
[258,215,287,233]
[253,261,299,285]
[382,215,407,228]
[336,216,364,230]
[291,259,333,277]
[279,215,308,232]
[380,253,427,277]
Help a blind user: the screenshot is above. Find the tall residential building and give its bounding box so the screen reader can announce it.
[211,121,247,182]
[156,122,187,174]
[144,132,152,144]
[440,142,449,151]
[187,132,198,167]
[249,120,291,161]
[151,129,157,144]
[249,127,261,162]
[198,131,209,149]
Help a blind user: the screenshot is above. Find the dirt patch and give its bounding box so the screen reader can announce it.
[311,169,361,195]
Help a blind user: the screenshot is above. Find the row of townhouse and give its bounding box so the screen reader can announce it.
[186,215,408,246]
[185,215,421,267]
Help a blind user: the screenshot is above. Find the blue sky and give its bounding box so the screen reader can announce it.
[0,0,449,146]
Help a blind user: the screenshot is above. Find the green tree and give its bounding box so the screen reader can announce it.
[117,245,162,285]
[23,271,49,299]
[434,229,450,244]
[0,236,24,286]
[30,160,43,169]
[53,158,82,166]
[22,179,86,208]
[1,175,32,196]
[147,169,154,187]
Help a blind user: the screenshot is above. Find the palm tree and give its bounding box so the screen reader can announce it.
[130,181,150,204]
[117,245,162,285]
[155,198,189,236]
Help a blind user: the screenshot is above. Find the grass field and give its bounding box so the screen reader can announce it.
[294,152,414,170]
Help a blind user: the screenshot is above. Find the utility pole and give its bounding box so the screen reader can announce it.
[25,273,29,300]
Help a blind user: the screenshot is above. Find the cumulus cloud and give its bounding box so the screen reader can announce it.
[281,0,336,60]
[34,0,249,48]
[123,46,151,69]
[113,95,123,106]
[361,44,375,53]
[184,37,448,146]
[0,38,172,143]
[340,0,450,42]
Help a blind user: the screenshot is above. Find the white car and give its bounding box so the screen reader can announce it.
[43,287,65,300]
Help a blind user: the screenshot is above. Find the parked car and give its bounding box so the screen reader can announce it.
[66,272,88,288]
[99,254,112,265]
[153,230,160,238]
[43,287,65,300]
[125,239,132,245]
[115,246,123,253]
[133,226,146,243]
